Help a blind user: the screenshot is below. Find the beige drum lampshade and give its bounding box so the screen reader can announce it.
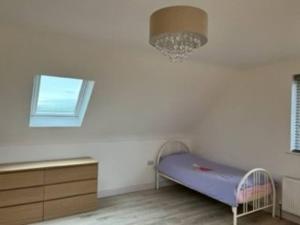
[149,6,208,62]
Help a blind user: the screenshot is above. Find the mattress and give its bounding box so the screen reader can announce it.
[158,153,271,206]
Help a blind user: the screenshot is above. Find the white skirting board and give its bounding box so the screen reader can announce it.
[265,204,300,224]
[98,180,174,198]
[281,211,300,224]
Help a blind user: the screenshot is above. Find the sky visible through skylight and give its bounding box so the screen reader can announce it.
[36,75,83,114]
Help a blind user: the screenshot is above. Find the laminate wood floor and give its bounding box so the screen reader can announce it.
[33,186,296,225]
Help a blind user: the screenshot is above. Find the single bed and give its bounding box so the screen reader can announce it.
[155,141,276,225]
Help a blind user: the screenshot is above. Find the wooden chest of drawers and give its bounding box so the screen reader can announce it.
[0,157,98,225]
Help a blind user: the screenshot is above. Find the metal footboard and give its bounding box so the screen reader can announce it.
[232,168,276,225]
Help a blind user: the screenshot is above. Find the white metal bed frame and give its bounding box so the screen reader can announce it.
[155,141,276,225]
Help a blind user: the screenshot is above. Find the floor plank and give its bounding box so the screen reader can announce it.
[33,186,296,225]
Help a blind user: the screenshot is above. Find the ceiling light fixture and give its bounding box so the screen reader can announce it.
[149,6,208,62]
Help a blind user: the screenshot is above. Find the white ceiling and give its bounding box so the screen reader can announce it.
[0,0,299,68]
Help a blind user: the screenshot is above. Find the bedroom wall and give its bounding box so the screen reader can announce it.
[0,138,192,197]
[0,24,238,196]
[0,24,237,145]
[192,58,300,184]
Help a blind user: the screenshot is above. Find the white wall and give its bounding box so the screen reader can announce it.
[0,20,299,206]
[192,59,300,184]
[1,23,299,201]
[0,137,190,197]
[0,24,237,145]
[0,24,238,196]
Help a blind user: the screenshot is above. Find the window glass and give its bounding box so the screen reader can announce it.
[36,75,83,115]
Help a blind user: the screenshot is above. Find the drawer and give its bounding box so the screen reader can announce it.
[44,193,97,220]
[0,203,43,225]
[0,170,44,190]
[0,187,43,207]
[44,164,97,184]
[45,179,97,200]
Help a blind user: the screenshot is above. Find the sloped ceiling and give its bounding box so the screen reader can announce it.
[0,1,299,145]
[0,25,236,145]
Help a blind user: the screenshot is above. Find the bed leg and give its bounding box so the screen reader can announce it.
[272,189,276,217]
[155,172,160,190]
[232,207,237,225]
[272,203,276,218]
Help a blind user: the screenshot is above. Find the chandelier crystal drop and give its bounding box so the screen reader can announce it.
[150,32,206,62]
[149,6,208,62]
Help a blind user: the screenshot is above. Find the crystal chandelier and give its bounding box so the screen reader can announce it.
[149,6,208,62]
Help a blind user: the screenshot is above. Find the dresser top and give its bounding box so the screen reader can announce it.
[0,157,98,173]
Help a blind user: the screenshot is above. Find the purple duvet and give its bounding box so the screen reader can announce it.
[158,153,248,206]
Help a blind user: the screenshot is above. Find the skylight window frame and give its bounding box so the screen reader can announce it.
[29,75,94,127]
[73,80,89,116]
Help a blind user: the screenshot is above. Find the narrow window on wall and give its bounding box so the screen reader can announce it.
[29,75,95,127]
[291,75,300,152]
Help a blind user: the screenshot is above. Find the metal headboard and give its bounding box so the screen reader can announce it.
[156,140,190,166]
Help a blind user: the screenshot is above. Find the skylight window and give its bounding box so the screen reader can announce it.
[30,75,94,127]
